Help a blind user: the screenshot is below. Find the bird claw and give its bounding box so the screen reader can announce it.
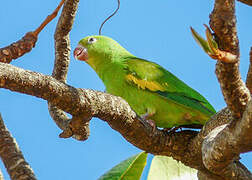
[162,126,182,133]
[145,119,157,132]
[190,24,237,63]
[138,113,157,133]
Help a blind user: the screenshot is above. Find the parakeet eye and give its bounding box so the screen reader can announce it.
[87,37,97,44]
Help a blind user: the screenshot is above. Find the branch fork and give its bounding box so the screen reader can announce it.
[0,0,252,179]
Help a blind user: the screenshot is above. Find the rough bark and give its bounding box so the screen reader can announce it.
[0,114,36,180]
[0,32,37,64]
[0,0,252,179]
[210,0,251,119]
[0,63,251,179]
[195,0,252,178]
[48,0,86,140]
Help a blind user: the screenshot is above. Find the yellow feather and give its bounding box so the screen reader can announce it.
[126,74,165,92]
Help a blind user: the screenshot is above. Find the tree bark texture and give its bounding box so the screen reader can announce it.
[0,63,251,179]
[0,0,252,179]
[0,114,37,180]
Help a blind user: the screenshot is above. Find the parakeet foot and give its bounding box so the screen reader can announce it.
[162,127,182,133]
[140,113,156,133]
[146,119,156,130]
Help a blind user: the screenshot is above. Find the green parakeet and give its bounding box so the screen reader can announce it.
[74,35,215,128]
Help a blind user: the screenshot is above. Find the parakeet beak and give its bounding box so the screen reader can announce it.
[74,44,88,61]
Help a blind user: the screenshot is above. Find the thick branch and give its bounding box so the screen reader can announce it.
[0,63,251,179]
[197,170,223,180]
[237,0,252,6]
[0,62,201,164]
[0,114,36,180]
[0,62,195,154]
[201,100,252,179]
[210,0,250,118]
[187,107,252,179]
[48,0,83,140]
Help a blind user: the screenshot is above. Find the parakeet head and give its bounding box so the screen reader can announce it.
[74,35,132,70]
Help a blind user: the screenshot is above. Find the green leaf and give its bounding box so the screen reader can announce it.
[147,156,198,180]
[204,24,218,50]
[98,152,148,180]
[190,27,213,54]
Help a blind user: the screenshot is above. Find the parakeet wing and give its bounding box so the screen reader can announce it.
[124,57,216,116]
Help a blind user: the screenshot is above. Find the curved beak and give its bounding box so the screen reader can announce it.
[74,44,88,61]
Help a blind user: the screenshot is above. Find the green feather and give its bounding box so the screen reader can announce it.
[124,57,216,116]
[76,35,216,128]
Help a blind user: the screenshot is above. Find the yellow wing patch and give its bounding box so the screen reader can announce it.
[126,74,166,92]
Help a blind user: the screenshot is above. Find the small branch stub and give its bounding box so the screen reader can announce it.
[0,32,37,63]
[59,116,91,141]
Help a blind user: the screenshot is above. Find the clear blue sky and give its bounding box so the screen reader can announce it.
[0,1,252,179]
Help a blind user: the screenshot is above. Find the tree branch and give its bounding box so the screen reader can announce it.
[0,168,4,180]
[202,109,252,179]
[0,0,64,64]
[237,0,252,6]
[0,62,251,179]
[1,0,251,178]
[53,0,78,81]
[0,63,196,156]
[189,0,252,178]
[33,0,65,37]
[202,101,252,178]
[48,0,86,141]
[188,106,252,179]
[197,170,223,180]
[210,0,250,119]
[0,114,36,180]
[0,33,37,64]
[189,106,252,179]
[246,47,252,93]
[0,62,201,164]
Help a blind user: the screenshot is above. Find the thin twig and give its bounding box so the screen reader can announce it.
[0,0,65,64]
[237,0,252,6]
[33,0,65,36]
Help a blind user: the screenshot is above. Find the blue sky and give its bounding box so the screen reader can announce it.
[0,0,252,179]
